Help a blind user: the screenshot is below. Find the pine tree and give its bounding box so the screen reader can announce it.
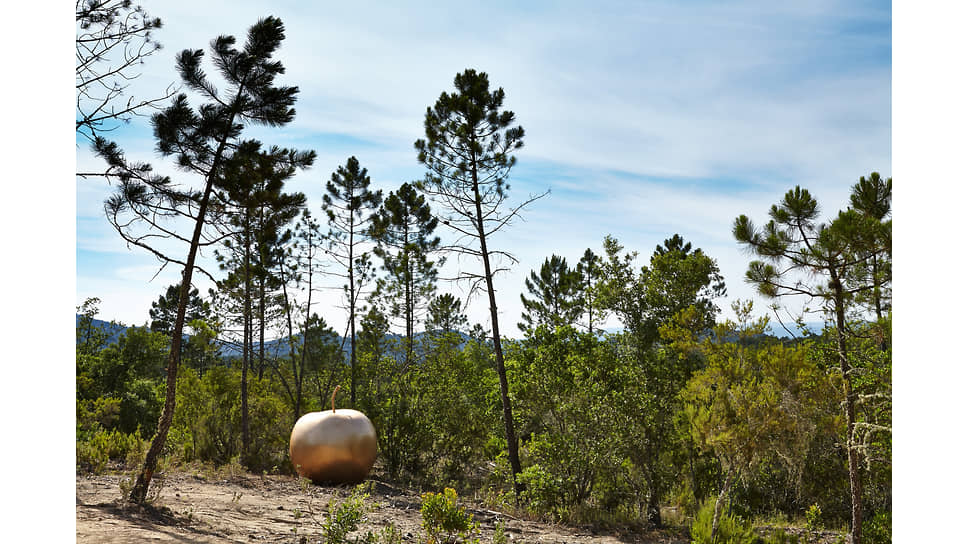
[848,172,892,321]
[576,248,602,335]
[93,17,314,503]
[213,143,307,460]
[425,293,469,336]
[518,254,582,333]
[370,182,441,363]
[734,184,889,544]
[149,283,210,336]
[645,234,726,340]
[415,68,547,495]
[323,156,382,407]
[75,0,175,144]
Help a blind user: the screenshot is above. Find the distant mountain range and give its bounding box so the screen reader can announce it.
[766,321,826,338]
[78,314,828,355]
[75,315,130,346]
[75,315,473,359]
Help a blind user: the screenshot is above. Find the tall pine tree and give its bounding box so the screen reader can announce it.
[576,248,602,334]
[848,172,892,321]
[323,156,382,406]
[369,182,441,364]
[213,142,307,460]
[93,17,314,502]
[734,184,890,544]
[415,69,547,495]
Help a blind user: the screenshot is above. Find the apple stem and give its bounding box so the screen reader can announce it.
[331,385,341,413]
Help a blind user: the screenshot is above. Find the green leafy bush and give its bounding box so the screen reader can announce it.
[862,510,891,544]
[805,503,823,531]
[492,520,508,544]
[76,428,144,473]
[421,487,480,544]
[169,365,289,470]
[689,496,756,544]
[320,484,371,544]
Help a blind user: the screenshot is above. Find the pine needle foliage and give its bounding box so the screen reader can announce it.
[93,16,314,503]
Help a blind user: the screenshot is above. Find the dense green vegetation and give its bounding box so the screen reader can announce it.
[77,13,891,544]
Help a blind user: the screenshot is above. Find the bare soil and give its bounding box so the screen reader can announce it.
[75,471,691,543]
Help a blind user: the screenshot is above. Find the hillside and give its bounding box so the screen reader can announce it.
[75,315,473,359]
[77,314,824,356]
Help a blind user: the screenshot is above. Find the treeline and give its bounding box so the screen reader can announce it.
[77,12,891,544]
[76,175,892,537]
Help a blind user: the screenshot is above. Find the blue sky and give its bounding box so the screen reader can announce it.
[74,0,892,335]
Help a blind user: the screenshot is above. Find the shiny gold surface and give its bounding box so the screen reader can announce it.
[289,409,377,484]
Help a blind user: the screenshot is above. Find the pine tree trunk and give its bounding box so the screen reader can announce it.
[872,254,882,322]
[832,270,863,544]
[405,252,414,367]
[128,177,218,504]
[349,282,357,408]
[241,228,252,460]
[471,166,523,497]
[279,263,300,426]
[258,278,266,380]
[348,215,357,407]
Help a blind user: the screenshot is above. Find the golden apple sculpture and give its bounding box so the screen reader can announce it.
[289,385,377,484]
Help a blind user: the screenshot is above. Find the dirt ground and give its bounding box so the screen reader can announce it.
[76,473,689,544]
[77,470,848,544]
[76,471,693,543]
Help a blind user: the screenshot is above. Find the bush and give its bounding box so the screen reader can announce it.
[421,487,480,544]
[77,428,144,473]
[319,484,371,544]
[862,510,891,544]
[805,503,823,531]
[690,496,756,544]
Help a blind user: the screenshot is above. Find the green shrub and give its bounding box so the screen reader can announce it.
[77,428,144,473]
[516,460,563,516]
[420,487,480,544]
[320,484,371,544]
[689,496,756,544]
[77,396,122,433]
[805,503,823,531]
[492,520,508,544]
[862,510,891,544]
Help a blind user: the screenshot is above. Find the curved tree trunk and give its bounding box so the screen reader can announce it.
[128,178,217,504]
